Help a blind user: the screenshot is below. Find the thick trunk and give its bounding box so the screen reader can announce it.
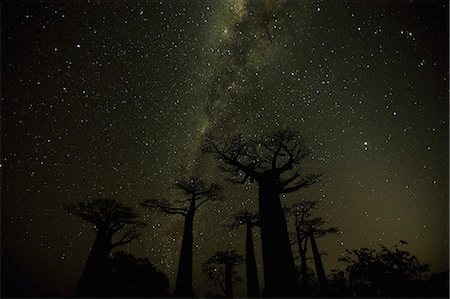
[309,233,328,296]
[258,180,299,297]
[175,213,194,297]
[225,264,234,298]
[75,229,112,297]
[246,224,260,298]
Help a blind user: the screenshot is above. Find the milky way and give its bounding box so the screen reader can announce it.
[2,1,448,297]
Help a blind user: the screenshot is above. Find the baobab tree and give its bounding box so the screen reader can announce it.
[230,210,260,298]
[285,201,317,293]
[308,216,339,296]
[202,250,244,298]
[203,129,321,297]
[286,201,338,296]
[65,198,145,297]
[141,176,222,297]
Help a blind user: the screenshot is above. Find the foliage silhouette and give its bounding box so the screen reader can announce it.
[141,176,222,297]
[202,250,244,298]
[203,129,321,297]
[103,251,170,298]
[230,210,261,298]
[330,241,430,297]
[64,198,145,297]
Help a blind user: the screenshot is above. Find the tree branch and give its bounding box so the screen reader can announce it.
[277,171,300,190]
[195,197,211,210]
[280,174,322,194]
[110,221,146,247]
[141,199,188,216]
[203,135,260,179]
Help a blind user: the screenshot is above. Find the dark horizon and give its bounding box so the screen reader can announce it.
[1,0,448,298]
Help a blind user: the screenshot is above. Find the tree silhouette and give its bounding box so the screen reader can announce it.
[331,241,429,297]
[230,210,261,298]
[285,201,316,293]
[202,250,244,298]
[104,251,170,298]
[141,176,222,297]
[203,129,321,297]
[64,198,145,297]
[286,201,338,296]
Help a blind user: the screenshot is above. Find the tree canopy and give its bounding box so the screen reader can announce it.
[330,241,429,297]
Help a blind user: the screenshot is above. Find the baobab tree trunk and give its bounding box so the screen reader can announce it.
[258,180,299,297]
[246,223,260,298]
[175,212,194,297]
[297,231,309,292]
[75,229,112,297]
[225,264,234,298]
[309,233,328,296]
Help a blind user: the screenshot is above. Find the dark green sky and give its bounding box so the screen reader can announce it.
[1,0,448,297]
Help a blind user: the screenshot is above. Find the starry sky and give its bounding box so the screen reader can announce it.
[1,0,448,297]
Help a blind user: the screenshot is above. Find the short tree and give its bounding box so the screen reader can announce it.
[105,251,170,297]
[202,250,244,298]
[332,241,429,297]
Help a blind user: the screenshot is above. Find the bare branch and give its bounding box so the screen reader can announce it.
[141,198,188,216]
[229,210,260,229]
[64,198,141,233]
[280,174,322,194]
[195,197,211,210]
[203,129,320,195]
[111,221,146,248]
[202,250,243,296]
[277,171,300,190]
[202,135,261,179]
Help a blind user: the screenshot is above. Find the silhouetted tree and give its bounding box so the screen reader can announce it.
[331,241,429,297]
[285,201,316,293]
[230,210,261,298]
[203,129,321,297]
[104,251,170,297]
[308,223,328,297]
[286,201,338,296]
[203,250,244,298]
[65,198,145,297]
[142,176,222,297]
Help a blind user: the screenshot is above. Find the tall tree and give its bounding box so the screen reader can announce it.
[65,198,145,297]
[202,250,244,298]
[287,201,338,296]
[141,176,222,297]
[230,210,261,298]
[285,201,316,293]
[203,129,321,297]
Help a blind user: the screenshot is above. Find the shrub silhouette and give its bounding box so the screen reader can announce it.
[330,241,429,297]
[104,251,170,298]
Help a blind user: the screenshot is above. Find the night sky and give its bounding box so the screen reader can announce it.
[1,0,448,297]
